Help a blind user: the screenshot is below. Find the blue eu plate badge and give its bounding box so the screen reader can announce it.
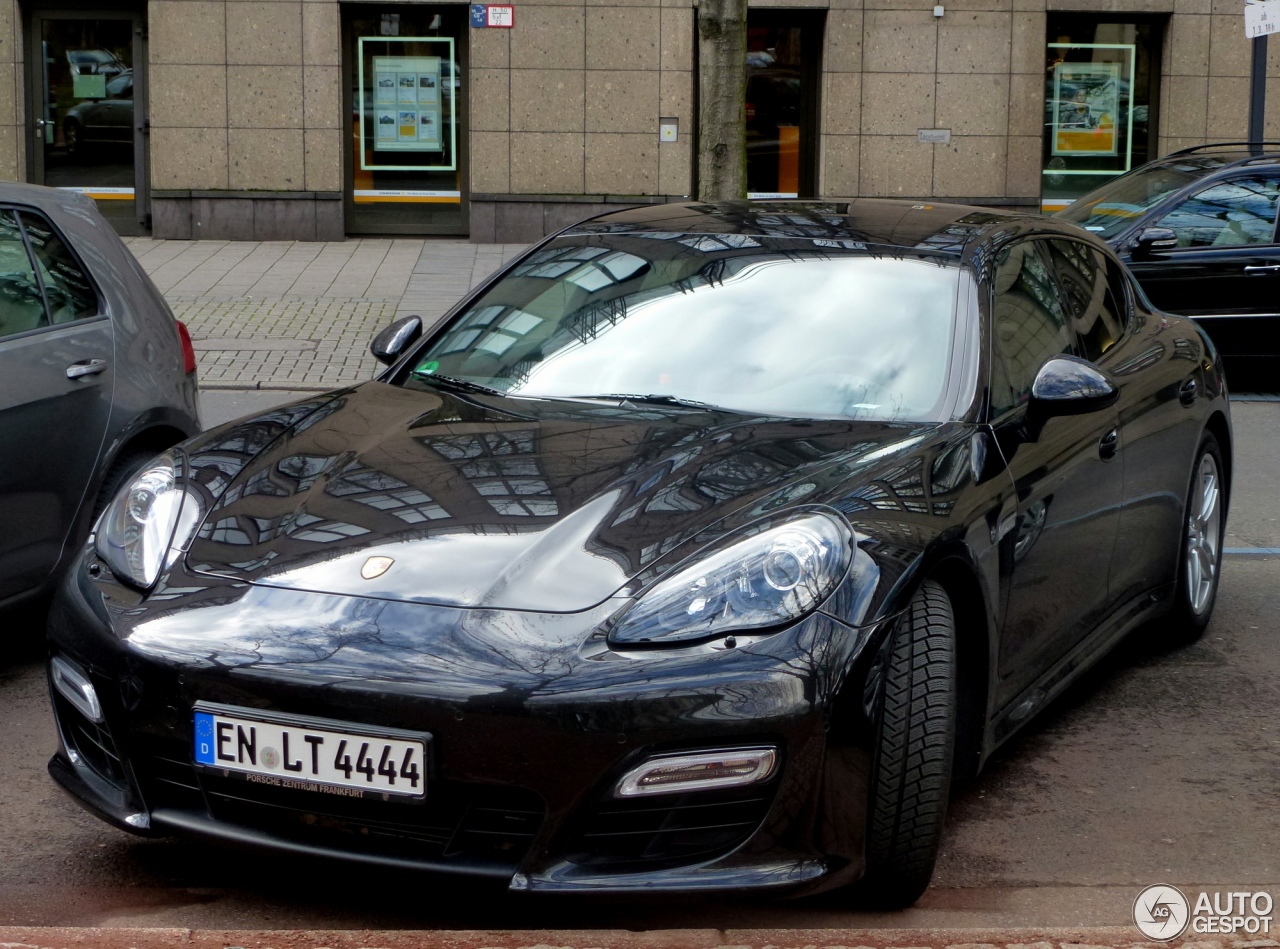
[193,712,215,764]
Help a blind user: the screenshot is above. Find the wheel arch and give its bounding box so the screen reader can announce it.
[55,420,193,578]
[109,423,190,462]
[922,554,991,784]
[1204,409,1232,506]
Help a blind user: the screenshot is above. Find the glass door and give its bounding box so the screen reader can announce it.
[1041,16,1163,212]
[745,10,823,199]
[28,13,148,234]
[344,6,468,235]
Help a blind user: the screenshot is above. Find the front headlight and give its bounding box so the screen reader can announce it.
[95,450,203,590]
[608,512,853,646]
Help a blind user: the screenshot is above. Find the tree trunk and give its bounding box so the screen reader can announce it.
[696,0,747,202]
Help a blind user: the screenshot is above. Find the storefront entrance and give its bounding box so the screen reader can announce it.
[343,6,468,235]
[26,10,148,234]
[745,10,822,199]
[1041,15,1164,212]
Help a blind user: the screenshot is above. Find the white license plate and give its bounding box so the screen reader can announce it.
[193,705,428,801]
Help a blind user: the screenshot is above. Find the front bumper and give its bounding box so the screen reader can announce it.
[46,552,880,895]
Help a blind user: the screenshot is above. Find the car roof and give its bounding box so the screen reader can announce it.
[564,198,1091,258]
[1136,143,1280,180]
[0,181,99,218]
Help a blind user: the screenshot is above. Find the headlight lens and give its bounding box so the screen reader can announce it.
[95,451,203,590]
[608,512,852,646]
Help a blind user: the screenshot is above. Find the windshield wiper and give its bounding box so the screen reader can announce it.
[411,371,507,398]
[563,393,723,410]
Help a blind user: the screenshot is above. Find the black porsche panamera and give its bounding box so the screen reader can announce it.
[47,200,1230,906]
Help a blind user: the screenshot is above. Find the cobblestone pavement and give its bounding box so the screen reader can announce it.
[123,238,528,390]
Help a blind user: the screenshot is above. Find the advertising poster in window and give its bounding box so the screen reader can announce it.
[1052,62,1121,156]
[357,35,456,173]
[372,55,442,152]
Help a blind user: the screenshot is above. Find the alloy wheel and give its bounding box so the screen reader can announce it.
[1185,452,1222,616]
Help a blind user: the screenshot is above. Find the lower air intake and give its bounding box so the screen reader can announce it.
[564,781,777,870]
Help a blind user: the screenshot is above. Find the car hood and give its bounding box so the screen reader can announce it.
[183,382,946,612]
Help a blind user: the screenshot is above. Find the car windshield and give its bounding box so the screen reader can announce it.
[69,49,115,63]
[1056,155,1248,239]
[402,238,965,421]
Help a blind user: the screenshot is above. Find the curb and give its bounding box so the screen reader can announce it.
[198,382,339,393]
[0,927,1273,949]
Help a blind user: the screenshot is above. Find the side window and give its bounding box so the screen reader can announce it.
[107,74,132,100]
[18,212,98,322]
[990,239,1075,417]
[1042,239,1125,363]
[1152,176,1280,249]
[0,210,49,339]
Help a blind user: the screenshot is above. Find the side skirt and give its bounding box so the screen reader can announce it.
[985,582,1175,751]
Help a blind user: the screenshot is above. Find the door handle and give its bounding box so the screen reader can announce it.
[1243,264,1280,273]
[66,358,108,379]
[1179,377,1198,407]
[1098,428,1119,461]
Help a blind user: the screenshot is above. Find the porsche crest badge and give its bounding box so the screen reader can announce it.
[360,556,395,580]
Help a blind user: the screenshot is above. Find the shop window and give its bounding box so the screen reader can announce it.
[745,11,823,199]
[1041,16,1164,212]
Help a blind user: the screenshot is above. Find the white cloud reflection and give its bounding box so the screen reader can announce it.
[509,256,961,421]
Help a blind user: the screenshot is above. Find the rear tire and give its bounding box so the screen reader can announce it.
[856,579,956,908]
[63,119,81,155]
[1165,432,1226,643]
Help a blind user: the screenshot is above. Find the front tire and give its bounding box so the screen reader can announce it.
[857,579,957,908]
[1167,432,1226,641]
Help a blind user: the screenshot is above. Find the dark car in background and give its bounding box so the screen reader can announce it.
[66,48,127,77]
[47,200,1228,907]
[0,183,199,614]
[1057,142,1280,381]
[63,72,134,154]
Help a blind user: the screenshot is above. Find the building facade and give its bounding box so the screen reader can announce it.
[1,0,1274,241]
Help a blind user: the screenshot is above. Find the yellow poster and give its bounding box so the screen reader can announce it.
[1052,62,1121,157]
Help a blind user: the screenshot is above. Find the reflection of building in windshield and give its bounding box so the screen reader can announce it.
[432,245,648,364]
[412,232,962,423]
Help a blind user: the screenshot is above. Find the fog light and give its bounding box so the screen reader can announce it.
[614,747,778,798]
[51,656,103,724]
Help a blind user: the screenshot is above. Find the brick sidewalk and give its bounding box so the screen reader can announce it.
[124,238,528,390]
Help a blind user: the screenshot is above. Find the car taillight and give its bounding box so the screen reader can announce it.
[746,102,756,120]
[175,320,197,375]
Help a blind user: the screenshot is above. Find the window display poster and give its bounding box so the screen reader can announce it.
[371,56,442,151]
[1052,62,1121,156]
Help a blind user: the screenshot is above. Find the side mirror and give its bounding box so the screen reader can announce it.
[1128,226,1178,259]
[370,315,423,366]
[1029,354,1118,417]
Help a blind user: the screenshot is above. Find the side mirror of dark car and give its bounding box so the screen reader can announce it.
[370,315,423,366]
[1128,226,1178,260]
[1024,355,1118,440]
